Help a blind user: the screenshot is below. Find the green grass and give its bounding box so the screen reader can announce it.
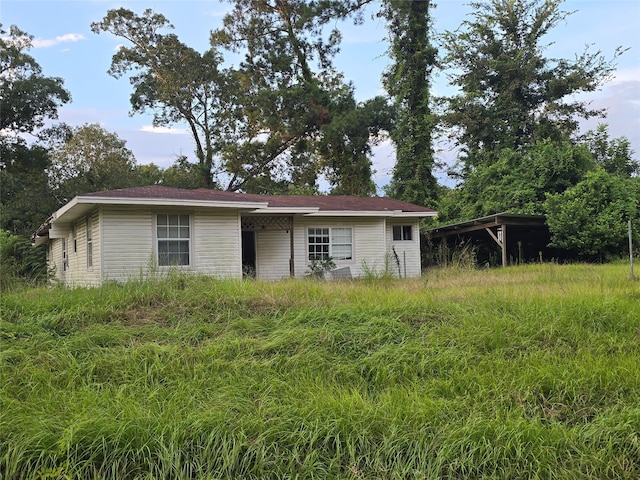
[1,264,639,479]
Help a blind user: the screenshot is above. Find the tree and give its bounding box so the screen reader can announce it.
[582,124,639,178]
[442,0,623,174]
[0,24,70,236]
[92,4,386,195]
[92,9,228,189]
[0,24,70,135]
[0,143,56,235]
[380,0,439,206]
[47,124,138,203]
[545,169,638,260]
[160,156,203,189]
[436,138,595,222]
[211,0,386,195]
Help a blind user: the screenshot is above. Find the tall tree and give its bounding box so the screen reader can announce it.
[443,0,623,175]
[0,24,70,235]
[0,24,70,135]
[91,10,225,189]
[211,0,383,195]
[47,124,139,203]
[380,0,439,206]
[93,3,386,195]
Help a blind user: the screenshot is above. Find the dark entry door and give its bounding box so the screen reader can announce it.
[241,231,256,278]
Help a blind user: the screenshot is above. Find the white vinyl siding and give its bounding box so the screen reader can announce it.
[49,210,102,287]
[256,230,291,280]
[192,210,242,279]
[101,208,155,283]
[387,219,422,278]
[294,217,385,278]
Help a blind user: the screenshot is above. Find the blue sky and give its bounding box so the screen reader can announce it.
[2,0,639,192]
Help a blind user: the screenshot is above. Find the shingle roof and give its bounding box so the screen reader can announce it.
[84,186,436,213]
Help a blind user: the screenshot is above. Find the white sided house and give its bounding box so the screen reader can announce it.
[32,186,436,286]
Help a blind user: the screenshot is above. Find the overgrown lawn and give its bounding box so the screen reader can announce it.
[1,264,639,479]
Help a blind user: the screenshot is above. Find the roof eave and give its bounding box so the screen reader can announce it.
[51,195,269,225]
[303,210,437,218]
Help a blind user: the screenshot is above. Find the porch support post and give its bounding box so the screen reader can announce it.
[289,217,295,277]
[501,224,507,267]
[484,225,507,267]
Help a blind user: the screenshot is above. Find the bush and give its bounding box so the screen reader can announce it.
[0,230,49,291]
[545,169,639,261]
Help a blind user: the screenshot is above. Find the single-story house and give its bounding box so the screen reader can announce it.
[32,186,436,286]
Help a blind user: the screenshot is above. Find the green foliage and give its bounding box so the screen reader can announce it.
[380,0,439,206]
[306,256,336,279]
[0,142,58,236]
[0,24,71,135]
[93,3,388,195]
[582,124,639,177]
[2,265,640,478]
[0,230,49,291]
[92,9,226,189]
[545,169,639,260]
[0,24,70,237]
[443,0,622,172]
[47,123,139,202]
[437,139,595,223]
[318,93,393,196]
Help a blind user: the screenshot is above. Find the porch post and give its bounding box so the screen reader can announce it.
[289,217,295,277]
[501,224,507,267]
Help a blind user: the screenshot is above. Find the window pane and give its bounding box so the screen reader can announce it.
[393,226,402,241]
[332,244,352,260]
[403,225,412,241]
[168,214,179,226]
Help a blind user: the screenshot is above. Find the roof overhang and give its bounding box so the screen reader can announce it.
[303,210,437,218]
[249,207,320,214]
[54,195,269,224]
[428,212,547,238]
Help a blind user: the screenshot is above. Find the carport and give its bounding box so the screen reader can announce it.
[427,213,566,267]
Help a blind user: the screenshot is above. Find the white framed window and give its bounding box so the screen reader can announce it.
[393,225,413,241]
[308,227,352,261]
[86,217,93,268]
[156,214,191,266]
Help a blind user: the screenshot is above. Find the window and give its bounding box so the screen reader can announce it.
[308,227,352,261]
[157,214,190,266]
[72,226,77,253]
[62,239,68,271]
[393,225,413,241]
[86,217,93,268]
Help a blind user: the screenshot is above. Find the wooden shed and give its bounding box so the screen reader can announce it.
[426,213,569,267]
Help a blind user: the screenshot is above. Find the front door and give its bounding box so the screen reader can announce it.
[241,231,256,278]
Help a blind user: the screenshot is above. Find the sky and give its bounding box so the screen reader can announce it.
[2,0,639,193]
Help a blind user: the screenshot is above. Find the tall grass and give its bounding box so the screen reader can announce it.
[1,264,639,479]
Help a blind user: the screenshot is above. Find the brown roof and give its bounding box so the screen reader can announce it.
[84,185,435,213]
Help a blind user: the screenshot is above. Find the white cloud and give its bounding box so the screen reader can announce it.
[32,33,85,48]
[141,125,189,135]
